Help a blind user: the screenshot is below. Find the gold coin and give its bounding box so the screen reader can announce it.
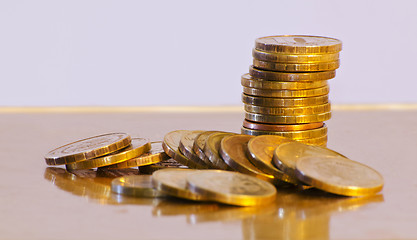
[241,73,328,90]
[244,103,331,116]
[219,134,284,185]
[249,66,336,81]
[243,120,323,131]
[45,133,131,165]
[162,130,208,169]
[151,168,208,201]
[255,35,342,54]
[273,141,346,180]
[100,142,169,169]
[241,124,327,139]
[192,131,224,163]
[252,48,340,63]
[179,130,213,168]
[243,85,329,98]
[242,94,328,107]
[65,138,151,170]
[186,170,277,206]
[204,132,236,170]
[295,155,384,196]
[246,135,300,185]
[245,112,331,124]
[139,158,188,174]
[111,175,167,198]
[253,59,340,72]
[296,135,328,146]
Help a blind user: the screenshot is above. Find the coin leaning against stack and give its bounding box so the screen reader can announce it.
[241,35,343,146]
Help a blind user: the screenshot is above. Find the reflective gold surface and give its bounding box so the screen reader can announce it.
[1,107,416,239]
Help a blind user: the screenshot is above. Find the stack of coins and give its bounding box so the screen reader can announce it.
[241,35,342,146]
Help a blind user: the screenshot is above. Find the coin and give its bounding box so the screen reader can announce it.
[151,168,208,201]
[244,103,331,116]
[245,112,331,124]
[252,48,340,63]
[241,74,328,90]
[204,132,236,170]
[162,130,207,169]
[273,141,346,180]
[139,158,188,174]
[192,131,223,163]
[249,66,336,81]
[254,35,342,54]
[246,135,300,185]
[296,135,328,146]
[241,124,327,139]
[186,170,277,206]
[219,134,286,186]
[253,59,340,72]
[45,133,131,165]
[242,94,329,107]
[111,175,167,198]
[295,155,384,196]
[100,141,169,169]
[65,138,151,170]
[179,130,213,168]
[243,120,323,131]
[243,85,329,98]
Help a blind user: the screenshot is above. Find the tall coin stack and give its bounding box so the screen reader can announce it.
[241,35,342,146]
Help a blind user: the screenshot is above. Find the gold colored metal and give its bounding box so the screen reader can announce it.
[244,103,331,116]
[65,138,151,170]
[162,130,208,169]
[296,135,328,146]
[139,158,188,174]
[186,170,277,206]
[253,59,340,72]
[219,134,281,185]
[252,48,340,63]
[111,175,167,198]
[273,141,346,180]
[192,131,224,163]
[243,120,323,131]
[242,94,329,107]
[295,155,384,196]
[179,130,213,168]
[241,124,327,139]
[45,133,131,165]
[246,135,300,185]
[241,73,328,90]
[255,35,342,54]
[243,85,329,98]
[151,168,208,201]
[100,142,169,169]
[245,112,331,124]
[249,66,336,81]
[203,132,236,170]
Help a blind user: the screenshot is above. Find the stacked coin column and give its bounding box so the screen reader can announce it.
[241,35,342,146]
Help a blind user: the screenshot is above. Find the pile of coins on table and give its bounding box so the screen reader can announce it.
[241,35,343,147]
[44,131,384,206]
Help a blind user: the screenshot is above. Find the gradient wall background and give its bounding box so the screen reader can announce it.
[1,0,416,106]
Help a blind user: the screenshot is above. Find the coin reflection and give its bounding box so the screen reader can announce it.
[242,188,384,240]
[44,167,160,205]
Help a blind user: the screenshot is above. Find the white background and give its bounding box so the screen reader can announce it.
[1,0,416,107]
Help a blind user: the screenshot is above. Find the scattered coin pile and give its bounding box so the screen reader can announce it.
[44,131,384,206]
[241,35,343,146]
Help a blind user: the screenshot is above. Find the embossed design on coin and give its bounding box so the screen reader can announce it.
[186,170,276,206]
[295,156,384,196]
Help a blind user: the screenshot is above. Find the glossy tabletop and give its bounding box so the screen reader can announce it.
[1,106,416,240]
